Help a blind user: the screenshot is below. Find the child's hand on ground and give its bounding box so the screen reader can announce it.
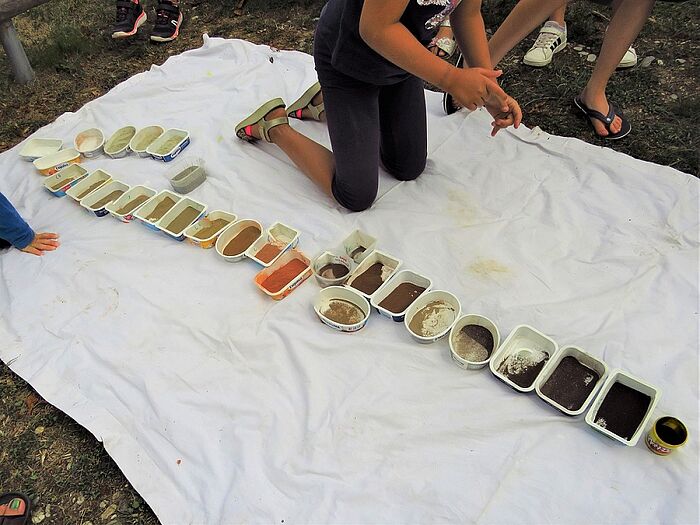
[444,67,509,112]
[21,232,60,256]
[485,95,522,136]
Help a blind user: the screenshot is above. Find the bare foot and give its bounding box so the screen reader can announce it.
[579,90,622,137]
[247,106,289,141]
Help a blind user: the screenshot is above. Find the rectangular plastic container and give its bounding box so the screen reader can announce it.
[33,148,81,175]
[105,185,157,223]
[19,138,62,161]
[535,346,609,416]
[370,269,432,322]
[342,229,377,263]
[80,180,130,217]
[490,325,558,393]
[254,249,312,300]
[42,164,88,197]
[585,369,661,446]
[346,249,402,300]
[167,156,206,194]
[184,210,237,249]
[146,128,190,162]
[156,197,208,241]
[66,169,112,202]
[133,190,182,232]
[129,125,164,157]
[245,222,300,267]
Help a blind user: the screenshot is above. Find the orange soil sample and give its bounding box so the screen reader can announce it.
[256,243,283,263]
[261,259,308,293]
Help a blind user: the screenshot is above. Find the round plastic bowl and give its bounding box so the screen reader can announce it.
[449,314,501,370]
[404,290,461,344]
[314,286,370,333]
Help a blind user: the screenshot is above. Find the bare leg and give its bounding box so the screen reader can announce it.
[549,3,566,26]
[579,0,655,136]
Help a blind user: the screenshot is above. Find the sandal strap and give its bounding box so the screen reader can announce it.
[576,97,617,127]
[259,116,288,143]
[306,102,325,121]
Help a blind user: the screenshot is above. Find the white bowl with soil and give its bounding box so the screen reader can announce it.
[106,185,157,223]
[74,128,104,158]
[490,325,558,393]
[535,346,609,416]
[346,249,402,300]
[133,190,182,232]
[585,369,661,446]
[404,290,461,344]
[371,269,432,322]
[449,314,500,370]
[80,180,130,217]
[215,219,263,262]
[313,251,352,287]
[314,286,370,333]
[156,197,207,241]
[104,126,136,158]
[129,125,164,157]
[342,229,377,264]
[66,169,112,203]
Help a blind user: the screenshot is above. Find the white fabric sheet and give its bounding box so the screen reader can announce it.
[1,37,698,524]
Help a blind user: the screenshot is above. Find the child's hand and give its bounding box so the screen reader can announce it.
[20,232,60,256]
[444,67,509,112]
[485,95,522,136]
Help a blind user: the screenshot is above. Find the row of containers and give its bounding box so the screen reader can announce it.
[19,124,191,174]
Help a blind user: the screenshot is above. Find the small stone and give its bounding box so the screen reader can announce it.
[100,503,117,521]
[573,45,583,51]
[84,522,94,525]
[31,509,45,524]
[670,94,678,100]
[676,58,686,64]
[34,426,44,434]
[657,59,664,66]
[99,501,108,509]
[76,494,85,505]
[640,56,656,68]
[587,53,596,62]
[45,504,51,518]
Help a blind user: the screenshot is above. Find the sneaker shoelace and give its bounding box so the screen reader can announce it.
[532,30,561,51]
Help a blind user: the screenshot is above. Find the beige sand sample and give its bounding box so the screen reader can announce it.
[132,128,162,150]
[322,299,365,325]
[105,128,135,153]
[166,206,201,233]
[452,324,494,362]
[77,135,102,151]
[409,300,456,338]
[92,190,125,209]
[145,196,177,222]
[77,181,105,200]
[115,194,150,215]
[223,226,260,256]
[51,177,76,190]
[172,166,198,182]
[156,135,185,154]
[194,218,230,239]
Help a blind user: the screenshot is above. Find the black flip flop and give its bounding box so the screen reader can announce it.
[0,493,31,525]
[574,96,631,140]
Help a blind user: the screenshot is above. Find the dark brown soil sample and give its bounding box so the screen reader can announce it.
[540,356,600,411]
[166,206,200,233]
[77,181,105,199]
[145,197,176,222]
[318,263,349,279]
[322,299,365,325]
[350,245,366,261]
[350,262,386,295]
[452,324,494,362]
[92,190,125,209]
[194,218,230,239]
[51,177,75,190]
[655,417,687,446]
[594,382,651,440]
[256,243,282,263]
[497,349,549,388]
[116,194,150,215]
[378,282,426,313]
[223,226,260,256]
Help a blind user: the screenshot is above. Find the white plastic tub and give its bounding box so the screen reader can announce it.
[156,197,208,241]
[19,138,62,161]
[74,128,104,157]
[535,346,609,416]
[254,249,312,300]
[42,164,88,197]
[371,269,432,322]
[312,251,353,288]
[133,190,182,232]
[146,128,190,162]
[167,156,206,194]
[449,314,501,370]
[314,286,370,333]
[184,210,237,249]
[215,219,264,262]
[245,222,300,267]
[33,148,81,175]
[66,169,112,202]
[404,290,461,344]
[342,229,377,263]
[490,325,558,393]
[80,180,130,217]
[585,369,661,446]
[104,126,136,158]
[346,249,402,300]
[129,125,164,157]
[105,185,157,223]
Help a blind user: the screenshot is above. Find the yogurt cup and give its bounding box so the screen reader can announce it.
[314,286,370,332]
[33,148,81,175]
[146,128,190,162]
[312,251,352,288]
[42,164,88,197]
[19,138,62,161]
[254,249,312,300]
[156,197,208,241]
[342,229,377,263]
[404,290,461,344]
[448,314,501,370]
[66,169,112,202]
[245,222,300,267]
[215,219,264,262]
[371,269,432,322]
[104,126,136,158]
[129,125,164,157]
[80,180,130,217]
[346,249,402,300]
[184,210,237,249]
[133,190,182,232]
[74,128,104,158]
[105,185,157,223]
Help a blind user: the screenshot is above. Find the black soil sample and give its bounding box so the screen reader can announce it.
[452,324,495,362]
[319,263,349,279]
[350,245,366,261]
[350,263,385,295]
[656,418,687,445]
[540,356,600,411]
[594,382,651,440]
[378,282,426,313]
[497,350,549,389]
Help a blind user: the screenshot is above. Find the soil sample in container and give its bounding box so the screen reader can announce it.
[166,206,201,233]
[145,197,177,222]
[350,245,366,262]
[319,263,349,279]
[379,283,426,313]
[322,299,365,325]
[116,195,150,215]
[173,166,198,182]
[256,243,283,264]
[594,382,651,440]
[51,177,76,190]
[93,190,125,209]
[452,324,494,362]
[223,226,261,256]
[497,349,549,388]
[540,356,600,411]
[77,181,105,200]
[261,259,308,293]
[351,263,390,295]
[157,136,184,154]
[194,218,230,239]
[408,300,457,338]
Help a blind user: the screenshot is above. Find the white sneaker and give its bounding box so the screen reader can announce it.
[618,46,637,68]
[523,22,567,67]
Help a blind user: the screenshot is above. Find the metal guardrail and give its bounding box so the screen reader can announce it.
[0,0,52,83]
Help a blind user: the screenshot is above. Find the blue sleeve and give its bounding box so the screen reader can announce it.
[0,192,35,249]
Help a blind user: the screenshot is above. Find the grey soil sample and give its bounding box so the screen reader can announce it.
[145,197,177,222]
[408,300,457,338]
[116,194,150,215]
[92,190,125,209]
[51,177,75,190]
[350,245,366,261]
[378,282,426,313]
[166,206,200,233]
[223,226,260,256]
[322,299,365,325]
[594,382,651,440]
[319,263,349,279]
[497,349,549,388]
[350,262,386,295]
[540,356,600,411]
[452,324,494,362]
[172,166,198,182]
[77,181,105,200]
[194,218,230,239]
[155,135,185,154]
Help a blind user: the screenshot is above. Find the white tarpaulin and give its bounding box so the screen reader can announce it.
[1,37,698,524]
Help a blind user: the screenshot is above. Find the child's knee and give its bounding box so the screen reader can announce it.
[381,151,426,182]
[332,176,378,212]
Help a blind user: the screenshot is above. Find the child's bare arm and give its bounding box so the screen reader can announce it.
[450,0,491,69]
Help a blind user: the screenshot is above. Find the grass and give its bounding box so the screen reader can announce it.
[0,1,698,523]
